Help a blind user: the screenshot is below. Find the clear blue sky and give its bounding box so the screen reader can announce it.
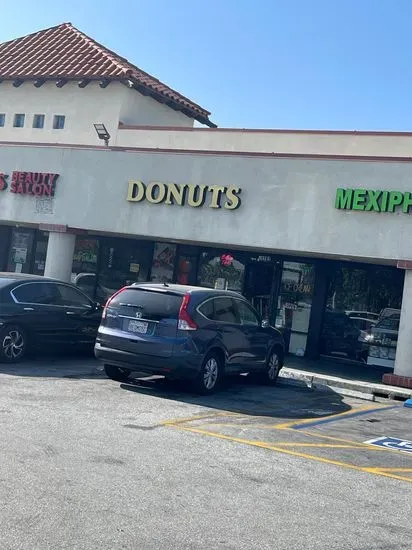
[2,0,412,130]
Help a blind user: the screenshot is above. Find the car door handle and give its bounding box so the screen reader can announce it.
[66,311,76,315]
[23,307,34,311]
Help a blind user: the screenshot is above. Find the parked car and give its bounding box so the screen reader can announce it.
[94,283,285,394]
[0,273,102,363]
[320,310,367,361]
[367,311,400,366]
[72,272,118,303]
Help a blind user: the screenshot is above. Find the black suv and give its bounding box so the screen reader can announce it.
[95,283,285,394]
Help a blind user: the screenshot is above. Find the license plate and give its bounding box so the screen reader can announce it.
[127,320,148,334]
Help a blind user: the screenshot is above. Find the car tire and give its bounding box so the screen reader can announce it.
[257,347,283,385]
[104,365,131,382]
[193,352,223,395]
[0,325,27,363]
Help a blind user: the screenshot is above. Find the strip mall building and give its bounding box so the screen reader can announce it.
[1,23,412,388]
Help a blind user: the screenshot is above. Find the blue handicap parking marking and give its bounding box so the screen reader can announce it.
[365,436,412,453]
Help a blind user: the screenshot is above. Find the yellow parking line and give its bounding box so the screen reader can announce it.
[273,405,389,430]
[168,424,412,484]
[192,422,404,453]
[268,443,369,449]
[372,468,412,472]
[186,424,403,451]
[161,412,242,426]
[364,469,412,483]
[298,429,409,454]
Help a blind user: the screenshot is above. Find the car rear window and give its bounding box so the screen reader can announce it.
[110,288,183,320]
[211,297,238,323]
[198,299,214,320]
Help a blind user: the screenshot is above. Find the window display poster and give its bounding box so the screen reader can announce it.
[7,229,33,273]
[199,252,245,291]
[13,247,27,264]
[150,243,177,283]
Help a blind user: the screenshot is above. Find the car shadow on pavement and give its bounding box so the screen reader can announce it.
[0,353,103,379]
[120,374,352,419]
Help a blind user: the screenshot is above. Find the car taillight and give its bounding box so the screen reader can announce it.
[178,293,198,331]
[102,287,127,319]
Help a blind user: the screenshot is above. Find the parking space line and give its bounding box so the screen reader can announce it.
[274,405,398,430]
[162,412,242,426]
[363,469,412,483]
[168,423,412,484]
[169,424,412,483]
[296,429,412,454]
[268,443,373,449]
[373,468,412,472]
[188,423,408,452]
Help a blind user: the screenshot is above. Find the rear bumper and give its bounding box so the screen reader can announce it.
[94,342,203,379]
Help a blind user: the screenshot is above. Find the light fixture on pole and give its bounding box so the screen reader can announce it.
[93,123,111,146]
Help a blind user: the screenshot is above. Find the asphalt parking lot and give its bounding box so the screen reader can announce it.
[0,356,411,550]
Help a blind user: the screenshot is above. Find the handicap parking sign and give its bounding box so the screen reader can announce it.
[365,436,412,453]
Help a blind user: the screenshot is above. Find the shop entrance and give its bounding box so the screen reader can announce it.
[244,259,316,357]
[276,261,316,357]
[243,260,281,323]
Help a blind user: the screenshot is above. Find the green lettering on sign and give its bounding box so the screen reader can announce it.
[402,192,412,214]
[335,188,353,209]
[335,188,412,214]
[352,189,367,210]
[365,190,381,212]
[387,191,404,212]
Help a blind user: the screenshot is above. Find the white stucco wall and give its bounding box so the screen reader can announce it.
[1,143,412,264]
[0,81,123,145]
[115,126,412,158]
[0,81,195,146]
[118,85,194,127]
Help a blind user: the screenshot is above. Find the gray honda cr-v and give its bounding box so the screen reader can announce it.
[94,283,285,394]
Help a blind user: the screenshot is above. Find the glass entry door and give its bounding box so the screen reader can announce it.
[276,261,315,356]
[243,260,281,322]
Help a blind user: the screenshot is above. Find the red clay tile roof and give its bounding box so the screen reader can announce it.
[0,23,215,127]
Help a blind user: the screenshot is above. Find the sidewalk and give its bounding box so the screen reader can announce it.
[281,356,412,401]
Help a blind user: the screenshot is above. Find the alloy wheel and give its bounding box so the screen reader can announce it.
[268,352,280,380]
[203,357,219,390]
[2,329,25,361]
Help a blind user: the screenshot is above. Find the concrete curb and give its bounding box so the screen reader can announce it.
[280,367,412,402]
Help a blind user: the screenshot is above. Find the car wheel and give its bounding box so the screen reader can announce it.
[259,347,283,385]
[104,365,131,382]
[194,352,223,395]
[0,325,27,363]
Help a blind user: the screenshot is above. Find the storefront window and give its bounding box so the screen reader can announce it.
[321,265,404,366]
[97,238,152,302]
[7,228,34,273]
[176,255,198,286]
[243,258,280,321]
[150,243,177,283]
[0,226,11,270]
[71,238,100,299]
[198,250,245,292]
[32,232,49,275]
[276,262,315,356]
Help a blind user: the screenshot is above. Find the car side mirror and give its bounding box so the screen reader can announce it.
[261,319,270,328]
